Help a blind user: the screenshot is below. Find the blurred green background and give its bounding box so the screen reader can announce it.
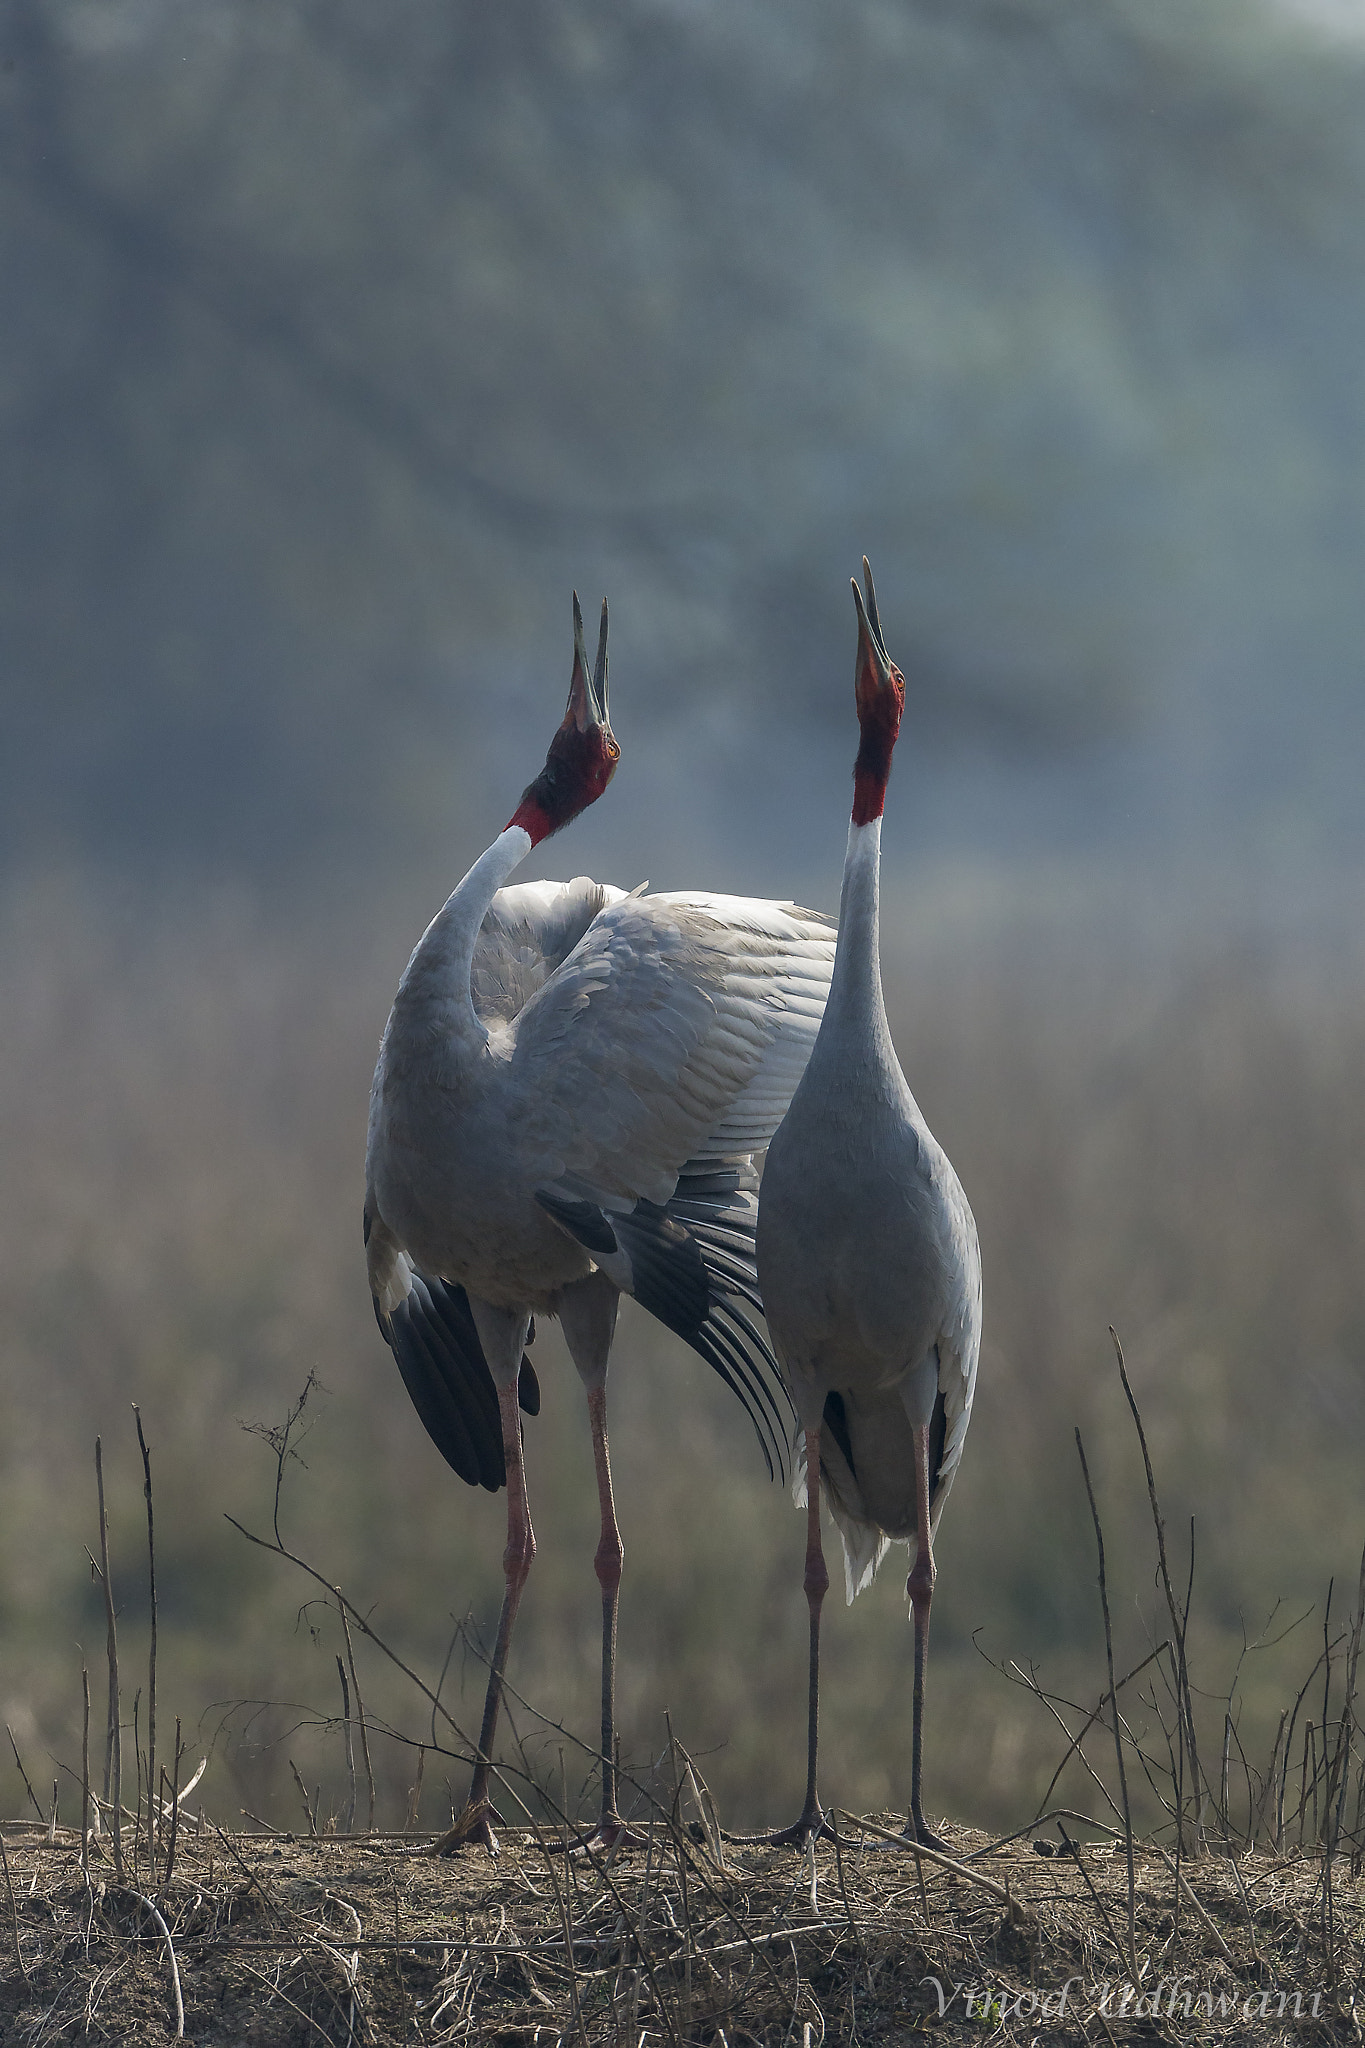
[2,0,1363,1837]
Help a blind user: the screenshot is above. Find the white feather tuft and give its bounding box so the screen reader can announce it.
[794,1432,896,1605]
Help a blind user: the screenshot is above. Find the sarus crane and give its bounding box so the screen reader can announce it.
[754,560,981,1849]
[364,594,836,1852]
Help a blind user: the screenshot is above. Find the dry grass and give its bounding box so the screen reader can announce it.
[0,1808,1360,2045]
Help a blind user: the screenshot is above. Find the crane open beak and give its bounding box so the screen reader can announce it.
[851,557,897,703]
[567,592,611,734]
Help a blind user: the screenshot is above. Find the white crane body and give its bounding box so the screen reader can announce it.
[759,817,979,1602]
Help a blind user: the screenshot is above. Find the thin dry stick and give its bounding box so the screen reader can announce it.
[1056,1821,1130,1976]
[1281,1647,1331,1854]
[1075,1426,1136,1979]
[833,1812,1015,1905]
[0,1832,25,1983]
[337,1655,357,1834]
[663,1710,693,2039]
[133,1407,157,1867]
[1330,1540,1365,1852]
[1148,1846,1235,1964]
[161,1719,183,1897]
[536,1824,589,2048]
[95,1436,125,1883]
[132,1692,142,1877]
[336,1600,376,1831]
[81,1669,91,1873]
[120,1886,185,2036]
[405,1746,425,1831]
[1251,1711,1288,1847]
[224,1514,478,1758]
[1301,1724,1319,1846]
[390,1875,410,2038]
[1008,1662,1124,1830]
[289,1758,320,1838]
[6,1725,44,1823]
[1110,1329,1204,1852]
[1029,1643,1170,1821]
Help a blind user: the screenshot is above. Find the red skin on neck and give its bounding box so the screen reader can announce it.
[852,668,905,825]
[506,724,619,847]
[506,795,555,847]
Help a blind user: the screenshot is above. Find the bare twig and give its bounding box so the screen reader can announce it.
[118,1886,185,2036]
[0,1832,26,1983]
[833,1812,1016,1905]
[405,1746,425,1831]
[95,1437,125,1883]
[133,1407,157,1866]
[1029,1643,1170,1823]
[225,1513,479,1759]
[1056,1822,1129,1975]
[337,1600,375,1832]
[1111,1329,1204,1853]
[1075,1426,1136,1978]
[289,1758,320,1838]
[1148,1843,1236,1965]
[337,1656,357,1834]
[7,1725,44,1823]
[81,1669,92,1874]
[162,1720,183,1897]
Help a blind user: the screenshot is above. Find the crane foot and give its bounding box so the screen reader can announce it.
[429,1800,500,1858]
[906,1813,949,1853]
[724,1808,836,1849]
[570,1815,650,1856]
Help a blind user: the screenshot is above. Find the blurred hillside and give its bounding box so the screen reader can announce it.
[4,0,1365,893]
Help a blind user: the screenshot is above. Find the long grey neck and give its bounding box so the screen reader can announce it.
[820,816,892,1050]
[392,825,532,1042]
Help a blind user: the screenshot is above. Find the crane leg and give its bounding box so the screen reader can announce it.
[728,1423,834,1847]
[906,1419,946,1851]
[434,1375,536,1856]
[558,1273,642,1850]
[578,1380,647,1850]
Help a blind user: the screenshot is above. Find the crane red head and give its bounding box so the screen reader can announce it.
[508,593,620,846]
[850,557,905,826]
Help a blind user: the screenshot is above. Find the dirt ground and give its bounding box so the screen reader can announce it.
[1,1807,1360,2046]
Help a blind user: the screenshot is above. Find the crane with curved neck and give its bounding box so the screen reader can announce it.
[365,594,836,1852]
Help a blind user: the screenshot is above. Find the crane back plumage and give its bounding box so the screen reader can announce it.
[365,863,836,1489]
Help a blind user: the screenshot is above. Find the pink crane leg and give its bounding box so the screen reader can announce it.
[435,1377,536,1855]
[584,1381,641,1845]
[907,1420,944,1850]
[730,1423,833,1846]
[793,1422,831,1840]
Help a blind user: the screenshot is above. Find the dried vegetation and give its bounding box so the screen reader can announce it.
[0,1806,1361,2045]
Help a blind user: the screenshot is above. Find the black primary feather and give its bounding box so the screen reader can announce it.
[376,1273,538,1490]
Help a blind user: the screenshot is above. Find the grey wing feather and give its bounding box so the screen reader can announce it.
[470,876,630,1027]
[512,893,836,1209]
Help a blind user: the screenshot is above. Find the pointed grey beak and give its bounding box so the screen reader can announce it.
[568,592,611,731]
[852,557,895,689]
